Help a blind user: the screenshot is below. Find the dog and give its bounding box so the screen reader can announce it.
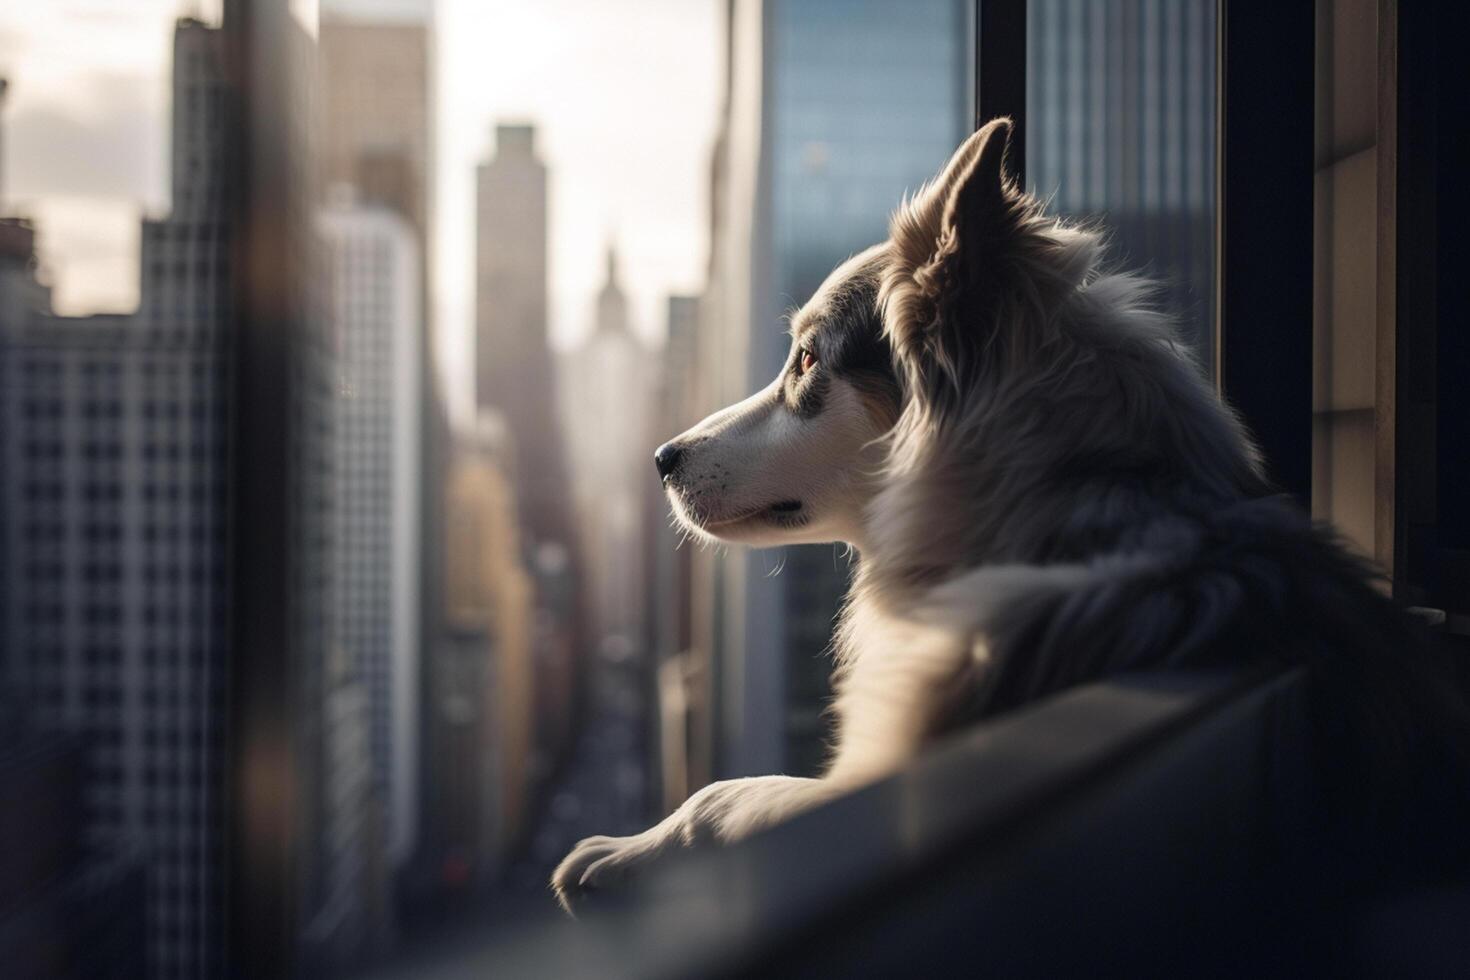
[552,118,1466,913]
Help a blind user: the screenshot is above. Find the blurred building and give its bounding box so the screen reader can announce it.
[0,708,149,979]
[0,76,8,205]
[0,20,232,977]
[474,124,577,555]
[693,0,972,781]
[474,122,581,786]
[300,649,386,973]
[556,248,659,828]
[0,217,49,684]
[560,247,655,655]
[319,3,431,231]
[0,219,50,330]
[319,1,452,900]
[1026,0,1217,362]
[319,196,423,870]
[648,294,705,812]
[428,414,536,887]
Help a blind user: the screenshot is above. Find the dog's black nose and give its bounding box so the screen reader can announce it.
[654,442,684,480]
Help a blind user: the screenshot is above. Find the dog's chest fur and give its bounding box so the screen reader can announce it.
[824,569,988,783]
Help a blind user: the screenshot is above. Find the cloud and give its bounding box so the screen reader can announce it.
[6,75,166,205]
[28,196,142,316]
[0,2,210,315]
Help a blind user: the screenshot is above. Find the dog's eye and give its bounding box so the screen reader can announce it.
[797,346,817,376]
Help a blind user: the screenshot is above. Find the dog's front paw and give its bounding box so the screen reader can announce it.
[551,831,668,914]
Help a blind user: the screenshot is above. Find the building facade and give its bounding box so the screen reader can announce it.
[0,20,232,977]
[319,199,423,870]
[432,415,536,881]
[1026,0,1217,362]
[648,293,705,812]
[319,5,432,232]
[319,3,450,901]
[473,124,577,554]
[0,711,150,978]
[560,248,654,656]
[472,122,581,802]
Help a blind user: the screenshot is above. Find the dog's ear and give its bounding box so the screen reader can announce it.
[895,117,1015,266]
[880,118,1033,393]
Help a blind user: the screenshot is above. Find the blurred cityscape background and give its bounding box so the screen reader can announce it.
[0,0,1221,976]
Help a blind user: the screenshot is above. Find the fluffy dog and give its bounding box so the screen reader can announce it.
[552,119,1463,912]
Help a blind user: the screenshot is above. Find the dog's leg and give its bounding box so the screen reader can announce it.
[552,611,973,913]
[824,605,975,785]
[552,774,841,912]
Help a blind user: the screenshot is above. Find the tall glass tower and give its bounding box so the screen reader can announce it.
[1027,0,1218,365]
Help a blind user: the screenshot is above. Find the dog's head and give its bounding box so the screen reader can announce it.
[658,119,1061,550]
[656,245,901,547]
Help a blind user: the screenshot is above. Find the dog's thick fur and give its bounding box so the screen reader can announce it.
[553,120,1467,912]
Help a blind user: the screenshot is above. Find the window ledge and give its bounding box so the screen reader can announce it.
[385,665,1317,977]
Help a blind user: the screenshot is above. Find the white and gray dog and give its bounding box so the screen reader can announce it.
[553,119,1464,911]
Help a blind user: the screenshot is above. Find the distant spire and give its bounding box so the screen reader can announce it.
[593,238,629,340]
[605,242,619,286]
[494,123,536,160]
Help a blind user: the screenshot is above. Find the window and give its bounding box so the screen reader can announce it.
[3,2,1465,977]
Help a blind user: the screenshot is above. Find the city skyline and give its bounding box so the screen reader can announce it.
[0,0,722,427]
[0,1,224,314]
[0,19,234,975]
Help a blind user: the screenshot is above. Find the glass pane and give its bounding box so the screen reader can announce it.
[2,0,974,973]
[1027,0,1218,369]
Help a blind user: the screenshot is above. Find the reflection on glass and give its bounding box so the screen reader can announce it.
[1027,0,1218,367]
[2,0,971,974]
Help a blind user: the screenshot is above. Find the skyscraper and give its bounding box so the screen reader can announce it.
[474,124,575,554]
[0,710,150,978]
[0,19,231,977]
[1026,0,1217,361]
[319,4,431,231]
[318,0,447,910]
[430,414,537,880]
[696,0,971,779]
[560,248,654,654]
[649,293,705,811]
[319,195,423,870]
[473,123,582,796]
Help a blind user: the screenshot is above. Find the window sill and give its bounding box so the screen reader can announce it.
[387,666,1316,977]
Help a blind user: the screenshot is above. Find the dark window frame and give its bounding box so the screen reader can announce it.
[1215,0,1315,504]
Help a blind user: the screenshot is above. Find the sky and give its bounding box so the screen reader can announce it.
[433,0,721,416]
[0,0,721,420]
[0,1,224,313]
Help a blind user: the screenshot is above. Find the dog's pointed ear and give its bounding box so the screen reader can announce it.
[892,117,1015,272]
[947,117,1013,233]
[881,118,1029,393]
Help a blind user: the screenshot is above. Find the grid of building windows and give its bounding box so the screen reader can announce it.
[0,19,229,979]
